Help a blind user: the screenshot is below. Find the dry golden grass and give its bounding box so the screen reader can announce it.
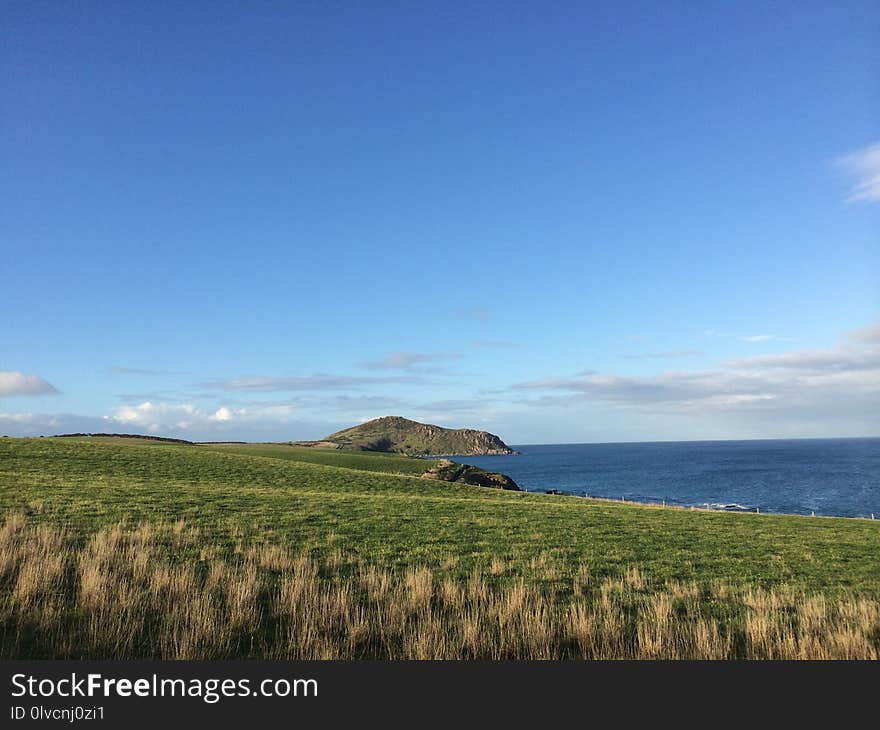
[625,565,646,591]
[573,564,591,596]
[1,513,878,660]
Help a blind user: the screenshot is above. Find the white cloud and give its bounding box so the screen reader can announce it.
[202,374,423,391]
[309,395,410,412]
[0,406,327,442]
[0,412,44,424]
[515,371,777,408]
[231,403,297,419]
[111,400,301,432]
[0,412,112,436]
[702,331,788,344]
[836,142,880,203]
[0,371,58,397]
[514,320,880,427]
[723,347,880,372]
[358,351,462,371]
[114,402,198,430]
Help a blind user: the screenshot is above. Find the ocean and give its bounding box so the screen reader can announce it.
[449,437,880,519]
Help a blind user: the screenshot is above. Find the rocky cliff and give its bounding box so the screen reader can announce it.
[317,416,518,456]
[421,459,520,491]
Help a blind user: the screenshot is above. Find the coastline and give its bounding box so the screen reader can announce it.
[544,492,879,521]
[451,439,880,521]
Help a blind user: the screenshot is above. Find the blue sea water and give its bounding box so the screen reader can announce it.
[450,438,880,519]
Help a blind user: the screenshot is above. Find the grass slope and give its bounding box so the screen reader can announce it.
[1,437,878,594]
[203,442,432,476]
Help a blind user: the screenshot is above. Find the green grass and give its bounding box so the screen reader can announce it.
[203,442,433,475]
[1,436,878,596]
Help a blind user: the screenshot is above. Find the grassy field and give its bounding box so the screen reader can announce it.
[206,441,434,475]
[1,436,879,658]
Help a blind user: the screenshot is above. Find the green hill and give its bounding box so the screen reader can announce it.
[309,415,517,455]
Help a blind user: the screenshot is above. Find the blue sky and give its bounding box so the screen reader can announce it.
[2,1,878,443]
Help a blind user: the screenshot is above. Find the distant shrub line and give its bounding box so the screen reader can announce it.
[54,433,195,445]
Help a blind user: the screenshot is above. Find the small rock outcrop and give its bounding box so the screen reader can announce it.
[421,459,520,491]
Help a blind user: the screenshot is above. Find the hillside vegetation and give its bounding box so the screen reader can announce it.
[0,437,878,658]
[308,415,517,455]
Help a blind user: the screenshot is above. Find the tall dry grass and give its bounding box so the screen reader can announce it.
[0,513,877,659]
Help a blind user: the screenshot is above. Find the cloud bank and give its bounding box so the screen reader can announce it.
[0,371,58,397]
[514,325,880,429]
[202,374,422,392]
[4,319,878,441]
[112,401,300,433]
